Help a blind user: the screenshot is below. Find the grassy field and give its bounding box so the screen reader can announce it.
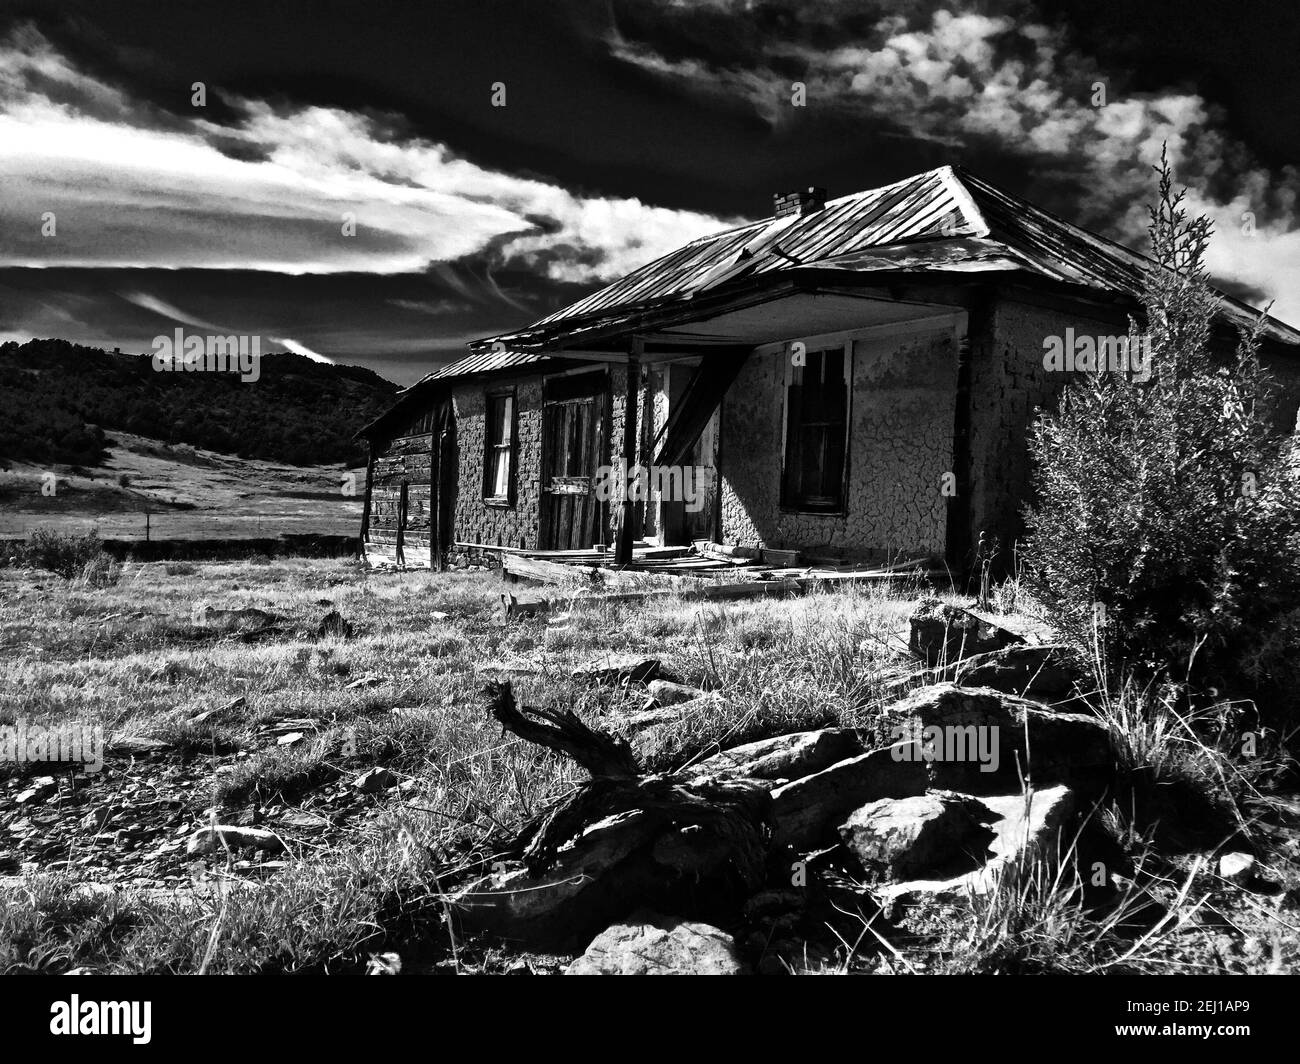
[1,556,1296,974]
[0,431,363,540]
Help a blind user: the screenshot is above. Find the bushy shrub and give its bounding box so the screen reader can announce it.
[19,528,112,581]
[1022,151,1300,701]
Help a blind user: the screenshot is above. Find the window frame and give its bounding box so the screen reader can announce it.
[779,340,852,516]
[482,387,517,507]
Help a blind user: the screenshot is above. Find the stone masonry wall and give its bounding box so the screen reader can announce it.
[450,366,628,558]
[451,377,544,554]
[966,297,1128,557]
[719,326,959,560]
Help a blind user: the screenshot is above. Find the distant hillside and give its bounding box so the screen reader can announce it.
[0,338,400,467]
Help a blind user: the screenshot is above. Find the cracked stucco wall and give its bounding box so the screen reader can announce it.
[719,326,959,560]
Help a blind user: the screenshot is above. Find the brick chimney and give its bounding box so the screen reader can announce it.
[772,186,826,219]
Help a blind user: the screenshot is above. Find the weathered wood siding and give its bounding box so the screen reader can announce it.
[366,430,434,568]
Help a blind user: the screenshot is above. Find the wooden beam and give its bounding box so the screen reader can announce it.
[615,338,641,565]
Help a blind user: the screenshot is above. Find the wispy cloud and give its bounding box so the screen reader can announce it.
[0,25,733,283]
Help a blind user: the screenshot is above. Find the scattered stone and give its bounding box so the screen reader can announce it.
[80,806,112,833]
[366,952,402,975]
[621,705,688,734]
[353,767,397,794]
[571,655,662,687]
[1220,852,1256,887]
[107,736,171,756]
[646,680,704,706]
[280,811,330,833]
[840,793,992,878]
[190,695,246,725]
[16,776,58,805]
[566,911,748,975]
[909,598,1023,666]
[197,606,280,631]
[185,825,285,856]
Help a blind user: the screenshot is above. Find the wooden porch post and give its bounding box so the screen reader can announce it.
[615,337,642,565]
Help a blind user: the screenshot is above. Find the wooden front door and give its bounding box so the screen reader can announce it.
[540,372,607,550]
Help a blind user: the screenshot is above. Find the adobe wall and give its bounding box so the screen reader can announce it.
[449,376,544,556]
[717,326,959,561]
[448,365,629,560]
[965,296,1128,559]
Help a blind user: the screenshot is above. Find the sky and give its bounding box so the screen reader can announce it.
[0,0,1297,385]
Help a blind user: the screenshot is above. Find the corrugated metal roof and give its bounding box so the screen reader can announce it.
[425,349,550,381]
[472,165,1300,350]
[525,168,976,330]
[402,348,553,391]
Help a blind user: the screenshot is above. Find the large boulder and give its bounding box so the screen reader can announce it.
[839,793,993,879]
[954,644,1081,700]
[769,743,929,848]
[909,598,1022,666]
[566,911,748,975]
[881,683,1112,795]
[680,728,864,785]
[875,784,1078,905]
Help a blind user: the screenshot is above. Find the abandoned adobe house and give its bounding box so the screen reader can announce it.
[357,165,1300,573]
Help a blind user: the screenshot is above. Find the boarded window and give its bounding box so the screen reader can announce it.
[781,345,850,512]
[484,391,514,501]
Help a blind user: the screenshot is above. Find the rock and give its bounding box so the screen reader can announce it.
[876,785,1077,905]
[353,767,397,793]
[316,611,353,639]
[882,683,1112,795]
[280,811,330,833]
[1220,852,1256,886]
[682,728,864,785]
[80,806,112,833]
[909,598,1023,666]
[191,695,246,725]
[621,705,691,734]
[277,732,305,746]
[345,676,384,690]
[954,644,1081,699]
[197,605,280,631]
[16,776,58,805]
[571,655,661,687]
[185,825,284,856]
[646,680,704,706]
[839,793,992,879]
[107,736,171,756]
[769,743,929,848]
[565,911,748,975]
